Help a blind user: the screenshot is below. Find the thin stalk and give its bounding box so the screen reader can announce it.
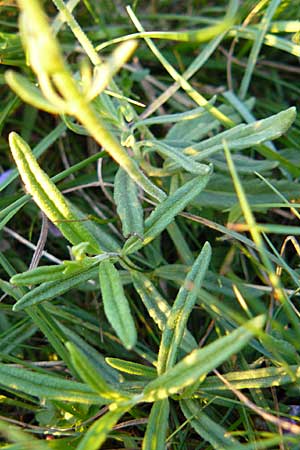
[224,140,300,340]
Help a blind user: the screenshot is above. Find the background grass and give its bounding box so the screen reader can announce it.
[1,0,300,449]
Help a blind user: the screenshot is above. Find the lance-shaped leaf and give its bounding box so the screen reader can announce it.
[11,264,66,285]
[142,399,169,450]
[88,40,137,100]
[99,260,137,349]
[144,140,211,175]
[76,403,132,450]
[180,399,245,450]
[10,251,113,286]
[200,365,300,391]
[12,265,99,311]
[142,315,265,402]
[157,242,211,374]
[123,172,211,254]
[164,107,296,171]
[114,167,144,238]
[132,272,197,353]
[67,342,132,401]
[0,363,103,404]
[9,132,101,254]
[5,71,66,114]
[106,357,156,379]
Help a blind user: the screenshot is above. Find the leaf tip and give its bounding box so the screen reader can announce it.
[245,314,266,334]
[12,302,21,312]
[8,131,19,146]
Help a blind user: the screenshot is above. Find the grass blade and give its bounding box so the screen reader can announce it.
[239,0,283,100]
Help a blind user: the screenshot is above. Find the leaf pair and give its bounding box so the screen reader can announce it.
[123,171,211,255]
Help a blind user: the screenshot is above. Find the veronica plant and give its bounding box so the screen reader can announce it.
[3,0,300,449]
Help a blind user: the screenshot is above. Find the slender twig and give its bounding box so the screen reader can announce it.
[3,227,61,264]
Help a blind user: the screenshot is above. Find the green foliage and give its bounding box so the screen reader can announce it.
[1,0,300,448]
[99,259,137,350]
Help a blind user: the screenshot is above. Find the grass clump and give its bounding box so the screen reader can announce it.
[1,0,300,448]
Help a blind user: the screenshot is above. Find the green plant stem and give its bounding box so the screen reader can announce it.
[17,0,165,202]
[52,0,101,65]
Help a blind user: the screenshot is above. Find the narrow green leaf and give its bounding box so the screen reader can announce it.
[166,220,194,265]
[0,94,20,136]
[127,3,236,127]
[67,342,131,401]
[123,173,211,254]
[88,40,138,99]
[0,279,24,300]
[132,104,213,131]
[131,272,170,331]
[131,272,197,353]
[0,363,103,404]
[9,132,101,254]
[76,404,131,450]
[144,140,211,175]
[99,260,137,349]
[143,174,211,243]
[157,242,211,374]
[142,399,169,450]
[1,122,66,192]
[143,315,265,401]
[59,322,120,384]
[0,254,75,371]
[11,264,65,285]
[0,318,36,356]
[180,399,245,449]
[114,167,144,238]
[106,357,156,379]
[0,196,29,231]
[224,139,300,342]
[5,70,64,114]
[164,107,296,171]
[12,265,99,311]
[239,0,281,100]
[100,0,237,49]
[211,153,278,173]
[166,98,255,142]
[200,365,300,391]
[229,26,300,58]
